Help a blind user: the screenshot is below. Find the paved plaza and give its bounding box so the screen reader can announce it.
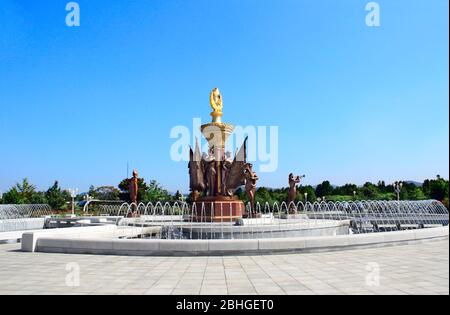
[0,240,448,295]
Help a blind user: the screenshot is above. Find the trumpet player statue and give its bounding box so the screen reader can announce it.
[188,88,259,222]
[288,173,305,214]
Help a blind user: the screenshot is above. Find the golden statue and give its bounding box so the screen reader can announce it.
[209,88,223,123]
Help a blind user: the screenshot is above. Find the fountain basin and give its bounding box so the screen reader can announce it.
[161,219,350,239]
[0,218,46,233]
[22,225,449,256]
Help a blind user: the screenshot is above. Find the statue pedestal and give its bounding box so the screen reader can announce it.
[193,196,245,222]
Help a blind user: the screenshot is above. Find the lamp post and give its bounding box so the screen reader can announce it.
[304,192,308,203]
[69,188,79,216]
[353,190,357,200]
[393,181,403,201]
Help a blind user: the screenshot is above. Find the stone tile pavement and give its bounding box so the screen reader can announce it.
[0,240,448,295]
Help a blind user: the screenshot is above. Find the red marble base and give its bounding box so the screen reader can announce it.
[193,196,245,222]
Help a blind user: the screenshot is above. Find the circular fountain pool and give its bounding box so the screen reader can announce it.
[19,200,449,256]
[111,200,449,239]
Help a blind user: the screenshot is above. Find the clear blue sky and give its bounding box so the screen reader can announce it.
[0,0,448,194]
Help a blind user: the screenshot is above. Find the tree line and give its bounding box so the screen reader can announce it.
[0,179,71,210]
[237,176,449,209]
[1,175,448,210]
[0,177,179,211]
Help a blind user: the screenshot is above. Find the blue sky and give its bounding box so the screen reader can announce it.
[0,0,448,193]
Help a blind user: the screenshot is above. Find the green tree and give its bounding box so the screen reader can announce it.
[1,178,39,204]
[361,182,379,199]
[377,180,389,193]
[333,183,358,196]
[409,187,426,200]
[1,187,25,204]
[16,178,37,201]
[297,185,317,202]
[146,180,171,202]
[46,181,69,210]
[254,187,277,204]
[430,177,448,201]
[89,186,120,200]
[30,191,48,204]
[315,181,333,197]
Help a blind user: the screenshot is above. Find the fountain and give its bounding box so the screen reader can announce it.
[92,199,448,240]
[15,89,450,255]
[188,88,251,222]
[0,204,51,232]
[77,89,449,242]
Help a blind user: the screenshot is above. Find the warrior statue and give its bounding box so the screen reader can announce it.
[222,151,233,194]
[244,164,259,216]
[129,170,139,204]
[224,138,248,197]
[203,148,216,196]
[189,140,205,201]
[129,170,139,216]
